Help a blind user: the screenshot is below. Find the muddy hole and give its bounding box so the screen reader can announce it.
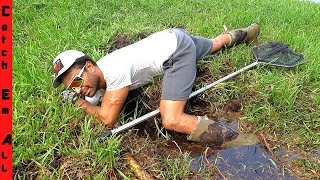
[50,150,62,170]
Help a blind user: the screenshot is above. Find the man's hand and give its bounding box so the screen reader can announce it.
[61,88,84,104]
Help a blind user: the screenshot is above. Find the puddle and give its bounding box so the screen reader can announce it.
[190,145,292,179]
[132,114,293,178]
[152,128,292,179]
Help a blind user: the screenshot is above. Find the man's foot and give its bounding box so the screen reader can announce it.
[225,23,260,48]
[187,116,238,146]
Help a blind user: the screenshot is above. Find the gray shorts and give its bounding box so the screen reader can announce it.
[161,28,213,100]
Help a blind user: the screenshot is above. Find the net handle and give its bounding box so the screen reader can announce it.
[94,61,260,142]
[189,61,259,98]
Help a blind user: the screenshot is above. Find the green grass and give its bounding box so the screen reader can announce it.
[13,0,320,179]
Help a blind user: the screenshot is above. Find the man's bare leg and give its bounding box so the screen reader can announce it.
[159,100,197,134]
[210,34,231,53]
[160,99,238,146]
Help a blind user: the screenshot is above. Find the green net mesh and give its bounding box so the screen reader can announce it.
[251,42,305,67]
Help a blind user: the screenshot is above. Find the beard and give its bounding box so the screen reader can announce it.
[85,72,101,97]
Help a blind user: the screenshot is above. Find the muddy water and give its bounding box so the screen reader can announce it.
[164,134,293,179]
[136,116,292,179]
[189,145,292,179]
[161,131,292,179]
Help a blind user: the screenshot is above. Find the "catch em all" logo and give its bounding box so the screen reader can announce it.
[0,2,12,179]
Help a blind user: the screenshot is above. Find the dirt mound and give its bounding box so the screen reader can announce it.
[100,33,148,54]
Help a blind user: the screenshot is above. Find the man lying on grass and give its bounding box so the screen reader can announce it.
[52,24,260,146]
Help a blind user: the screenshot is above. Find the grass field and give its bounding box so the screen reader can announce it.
[13,0,319,179]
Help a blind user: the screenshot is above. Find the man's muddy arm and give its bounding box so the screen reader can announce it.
[78,87,129,126]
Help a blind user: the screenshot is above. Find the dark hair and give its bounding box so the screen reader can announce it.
[58,55,97,82]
